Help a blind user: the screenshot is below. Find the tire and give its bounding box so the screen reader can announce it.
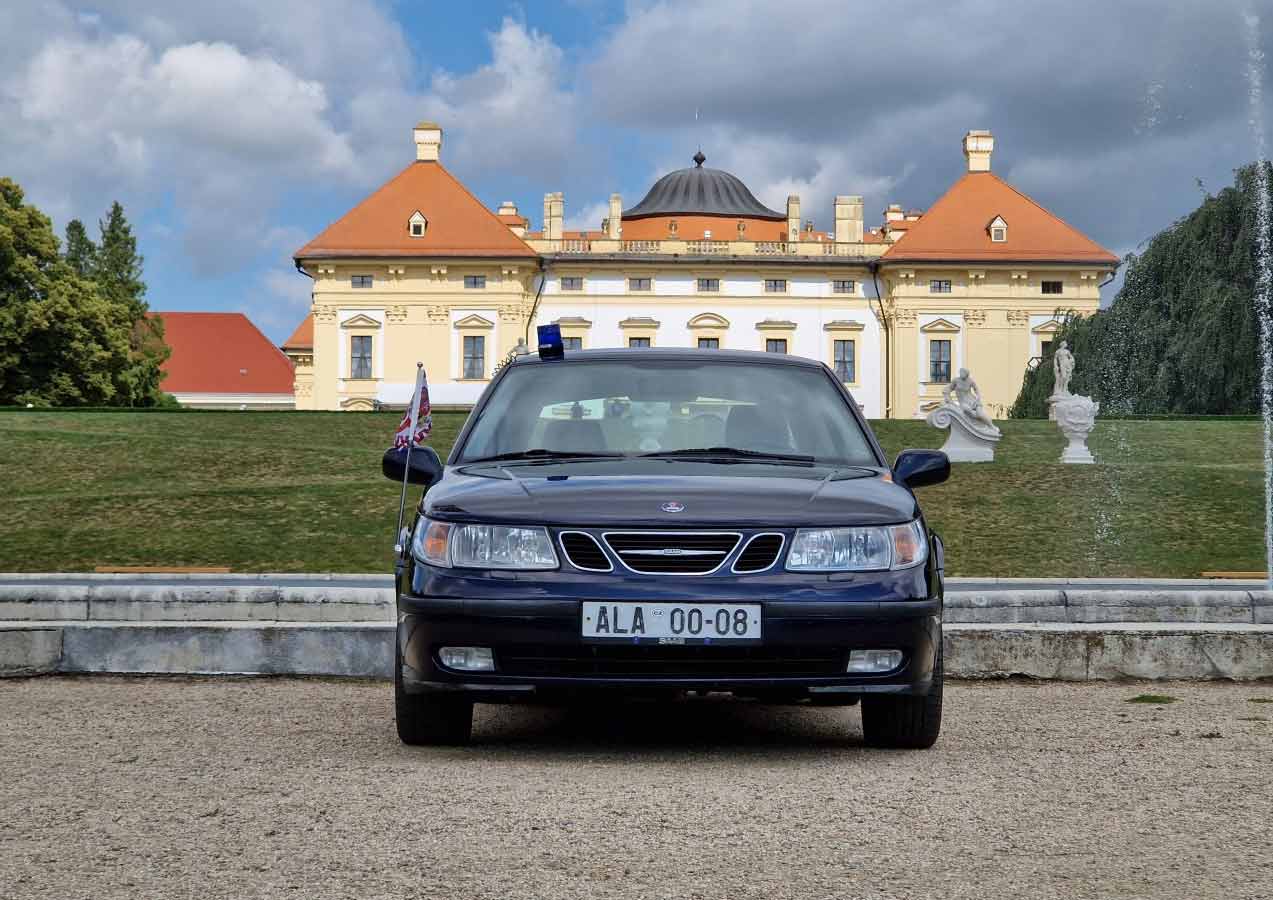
[860,646,943,749]
[395,642,473,746]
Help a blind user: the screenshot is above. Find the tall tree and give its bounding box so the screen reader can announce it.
[63,218,96,278]
[1011,162,1271,417]
[95,200,169,406]
[97,202,146,319]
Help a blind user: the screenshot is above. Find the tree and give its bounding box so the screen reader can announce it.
[63,219,96,278]
[1011,162,1271,417]
[0,179,133,405]
[0,180,171,407]
[95,200,169,406]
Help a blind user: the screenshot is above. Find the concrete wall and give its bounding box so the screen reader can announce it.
[3,580,1271,681]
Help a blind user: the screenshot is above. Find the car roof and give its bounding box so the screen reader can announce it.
[510,347,824,367]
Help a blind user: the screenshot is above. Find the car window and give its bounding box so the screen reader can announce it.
[457,359,877,466]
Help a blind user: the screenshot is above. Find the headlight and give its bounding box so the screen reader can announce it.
[786,520,928,572]
[412,520,558,570]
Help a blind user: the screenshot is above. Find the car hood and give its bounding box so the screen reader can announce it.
[423,458,920,528]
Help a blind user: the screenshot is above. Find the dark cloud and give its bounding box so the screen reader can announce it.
[582,0,1273,264]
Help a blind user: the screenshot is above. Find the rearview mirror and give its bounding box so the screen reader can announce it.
[892,449,949,489]
[382,446,443,487]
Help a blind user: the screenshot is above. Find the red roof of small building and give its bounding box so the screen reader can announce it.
[156,312,294,395]
[295,161,536,260]
[882,172,1118,265]
[282,314,313,351]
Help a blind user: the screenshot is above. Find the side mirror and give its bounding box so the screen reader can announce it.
[382,446,443,487]
[892,449,949,489]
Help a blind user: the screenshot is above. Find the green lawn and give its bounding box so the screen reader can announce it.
[0,410,1263,577]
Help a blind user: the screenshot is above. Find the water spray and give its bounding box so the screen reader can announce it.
[1244,8,1273,587]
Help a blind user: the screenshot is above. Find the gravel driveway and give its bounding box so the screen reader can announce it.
[2,677,1271,900]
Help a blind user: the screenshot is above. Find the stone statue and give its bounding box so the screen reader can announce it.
[1045,342,1098,463]
[1052,340,1075,397]
[926,367,1001,462]
[944,368,996,431]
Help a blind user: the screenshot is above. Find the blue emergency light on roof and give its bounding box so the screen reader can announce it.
[537,323,564,360]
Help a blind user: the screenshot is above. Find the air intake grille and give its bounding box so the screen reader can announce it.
[496,644,845,678]
[560,532,611,571]
[603,532,741,574]
[732,534,784,573]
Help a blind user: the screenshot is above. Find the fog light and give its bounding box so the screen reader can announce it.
[438,647,495,672]
[847,649,903,673]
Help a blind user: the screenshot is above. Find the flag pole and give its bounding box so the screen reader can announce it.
[395,362,424,555]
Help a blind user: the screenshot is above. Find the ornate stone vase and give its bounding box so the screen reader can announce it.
[1050,394,1099,464]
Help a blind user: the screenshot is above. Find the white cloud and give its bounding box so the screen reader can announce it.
[0,6,582,279]
[418,17,579,179]
[565,200,610,232]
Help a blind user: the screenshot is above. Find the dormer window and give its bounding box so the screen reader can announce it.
[408,210,428,238]
[988,215,1008,243]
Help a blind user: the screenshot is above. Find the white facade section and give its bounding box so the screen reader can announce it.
[653,275,695,296]
[536,297,883,417]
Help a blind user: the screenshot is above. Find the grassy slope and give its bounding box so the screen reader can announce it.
[0,411,1262,576]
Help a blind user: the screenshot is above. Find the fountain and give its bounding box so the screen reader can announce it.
[1245,8,1273,587]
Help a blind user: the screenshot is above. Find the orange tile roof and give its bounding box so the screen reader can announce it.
[282,313,313,351]
[296,161,536,259]
[156,312,294,395]
[498,212,528,227]
[882,172,1119,265]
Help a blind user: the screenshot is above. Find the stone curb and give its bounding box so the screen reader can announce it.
[2,620,1272,682]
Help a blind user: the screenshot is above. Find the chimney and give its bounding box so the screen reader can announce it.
[413,121,443,162]
[543,192,564,241]
[962,129,994,172]
[834,195,864,243]
[884,203,904,223]
[497,201,526,237]
[786,195,801,242]
[607,194,622,239]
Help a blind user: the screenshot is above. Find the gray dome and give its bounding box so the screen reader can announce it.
[622,152,785,220]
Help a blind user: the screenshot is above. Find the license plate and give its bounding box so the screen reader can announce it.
[581,602,762,643]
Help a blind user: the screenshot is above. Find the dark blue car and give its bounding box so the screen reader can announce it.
[383,348,950,747]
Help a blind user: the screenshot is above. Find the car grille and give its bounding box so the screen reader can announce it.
[602,531,741,574]
[496,644,845,678]
[732,534,785,573]
[559,531,612,571]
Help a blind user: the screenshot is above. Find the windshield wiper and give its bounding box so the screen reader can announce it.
[639,446,815,463]
[463,448,627,464]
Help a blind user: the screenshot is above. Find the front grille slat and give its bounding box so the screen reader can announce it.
[732,533,785,573]
[497,644,844,678]
[603,531,741,574]
[560,532,612,571]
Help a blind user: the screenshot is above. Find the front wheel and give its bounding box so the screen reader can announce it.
[395,643,473,745]
[860,646,943,749]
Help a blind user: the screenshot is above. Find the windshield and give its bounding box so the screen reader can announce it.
[456,359,879,467]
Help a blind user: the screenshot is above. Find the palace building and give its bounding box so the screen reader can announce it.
[287,123,1118,418]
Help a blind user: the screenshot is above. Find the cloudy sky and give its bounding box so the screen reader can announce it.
[3,0,1271,339]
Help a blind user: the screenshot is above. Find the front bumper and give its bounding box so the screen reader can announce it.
[398,593,941,701]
